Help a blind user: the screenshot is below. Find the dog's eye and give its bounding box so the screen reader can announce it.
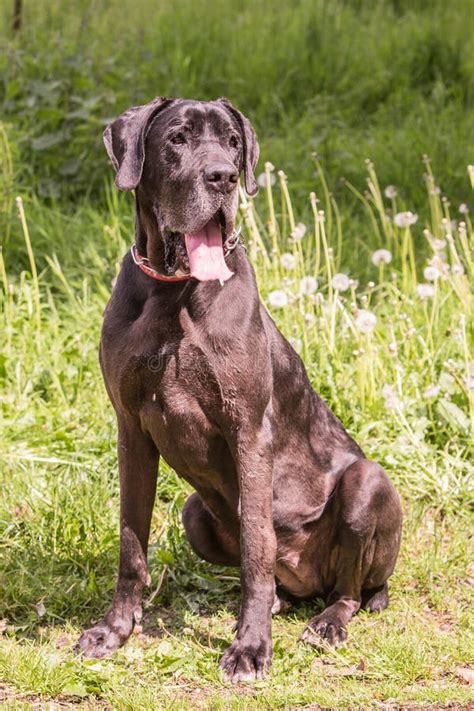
[229,134,239,149]
[170,133,186,145]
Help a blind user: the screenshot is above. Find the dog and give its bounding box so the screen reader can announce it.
[76,97,402,682]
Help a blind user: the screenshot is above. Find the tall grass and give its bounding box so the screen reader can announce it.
[0,124,473,705]
[1,0,473,206]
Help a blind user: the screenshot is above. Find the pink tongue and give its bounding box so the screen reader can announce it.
[185,220,234,283]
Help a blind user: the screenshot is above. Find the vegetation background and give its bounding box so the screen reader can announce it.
[0,0,473,708]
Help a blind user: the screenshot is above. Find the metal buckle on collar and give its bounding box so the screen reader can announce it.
[223,225,243,254]
[130,244,149,268]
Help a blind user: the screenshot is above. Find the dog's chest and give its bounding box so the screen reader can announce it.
[135,341,234,477]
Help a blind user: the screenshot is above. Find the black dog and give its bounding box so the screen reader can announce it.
[76,97,402,682]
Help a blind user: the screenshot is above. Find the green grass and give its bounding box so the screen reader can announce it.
[0,1,474,705]
[1,0,474,208]
[0,132,473,707]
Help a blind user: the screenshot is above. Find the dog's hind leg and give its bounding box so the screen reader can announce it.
[76,417,159,658]
[182,492,240,566]
[183,493,289,620]
[301,459,402,648]
[361,581,389,612]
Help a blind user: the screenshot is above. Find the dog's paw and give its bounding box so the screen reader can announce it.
[220,638,272,683]
[301,615,347,649]
[75,620,128,659]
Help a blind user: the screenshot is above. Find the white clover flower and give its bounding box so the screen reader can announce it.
[451,263,465,276]
[268,290,288,308]
[423,265,441,281]
[280,253,296,270]
[459,203,469,215]
[291,223,307,241]
[384,185,397,199]
[257,171,276,188]
[299,276,318,295]
[331,273,351,291]
[394,211,418,228]
[355,309,377,334]
[416,283,436,299]
[424,384,441,399]
[371,249,392,266]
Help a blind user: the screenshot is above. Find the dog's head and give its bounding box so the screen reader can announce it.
[104,97,259,282]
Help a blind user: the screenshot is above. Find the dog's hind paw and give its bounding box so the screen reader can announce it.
[301,616,348,649]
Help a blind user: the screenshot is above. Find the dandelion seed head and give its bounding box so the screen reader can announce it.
[331,273,351,291]
[257,172,276,188]
[291,223,306,241]
[382,384,401,410]
[280,253,296,269]
[371,249,392,266]
[416,283,435,299]
[355,309,377,334]
[394,211,418,228]
[384,185,397,199]
[268,290,288,308]
[459,203,469,214]
[423,265,441,281]
[431,238,446,251]
[299,276,318,295]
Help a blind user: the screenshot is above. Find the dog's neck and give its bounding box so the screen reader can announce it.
[134,195,168,273]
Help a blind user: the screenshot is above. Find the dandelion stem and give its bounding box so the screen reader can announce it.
[16,195,41,332]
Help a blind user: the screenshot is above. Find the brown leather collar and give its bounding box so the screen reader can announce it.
[130,228,243,283]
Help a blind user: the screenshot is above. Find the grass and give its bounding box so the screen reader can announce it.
[0,126,473,707]
[0,1,473,705]
[1,0,474,208]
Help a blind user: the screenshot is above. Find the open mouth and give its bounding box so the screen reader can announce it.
[164,209,234,283]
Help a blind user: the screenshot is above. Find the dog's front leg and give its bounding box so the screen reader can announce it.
[76,416,159,658]
[220,415,276,683]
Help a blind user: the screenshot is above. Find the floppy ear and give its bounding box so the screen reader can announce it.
[218,98,260,196]
[103,96,175,191]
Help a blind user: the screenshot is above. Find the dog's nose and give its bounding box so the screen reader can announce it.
[204,162,238,192]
